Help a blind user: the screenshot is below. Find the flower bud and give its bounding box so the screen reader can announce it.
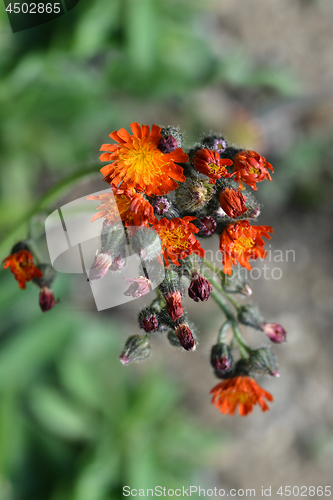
[188,272,212,302]
[158,135,178,154]
[39,286,57,312]
[174,323,196,351]
[124,276,151,298]
[119,335,151,364]
[201,135,227,154]
[237,304,263,330]
[88,251,112,281]
[153,197,170,215]
[198,216,217,236]
[138,307,159,333]
[210,343,234,379]
[175,177,213,212]
[10,241,31,254]
[261,322,287,343]
[219,187,247,218]
[165,290,183,321]
[248,347,279,377]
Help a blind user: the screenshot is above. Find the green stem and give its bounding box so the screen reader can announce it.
[218,320,232,343]
[203,267,240,311]
[204,270,251,358]
[0,162,101,255]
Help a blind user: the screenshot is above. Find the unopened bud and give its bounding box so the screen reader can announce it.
[261,322,287,343]
[210,343,233,379]
[119,335,151,364]
[237,304,263,329]
[138,307,159,333]
[219,188,247,218]
[124,276,151,298]
[188,272,212,302]
[158,135,178,153]
[198,216,217,236]
[248,347,279,377]
[160,126,183,149]
[167,330,182,347]
[174,323,196,351]
[165,290,183,321]
[39,286,57,312]
[175,177,213,212]
[153,197,170,215]
[88,251,112,281]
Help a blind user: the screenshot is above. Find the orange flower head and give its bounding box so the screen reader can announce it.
[210,376,274,416]
[99,122,188,196]
[233,150,274,191]
[219,220,273,275]
[2,249,43,289]
[87,187,157,227]
[193,148,234,184]
[219,187,248,218]
[152,217,205,267]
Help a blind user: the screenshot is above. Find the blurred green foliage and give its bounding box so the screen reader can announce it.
[0,272,218,500]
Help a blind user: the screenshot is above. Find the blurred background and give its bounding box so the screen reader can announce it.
[1,0,333,498]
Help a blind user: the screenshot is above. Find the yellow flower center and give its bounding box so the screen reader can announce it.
[232,236,254,255]
[158,226,190,251]
[119,138,167,186]
[208,162,225,175]
[249,166,260,175]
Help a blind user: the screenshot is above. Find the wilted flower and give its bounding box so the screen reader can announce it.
[188,272,212,302]
[175,323,196,351]
[219,187,248,218]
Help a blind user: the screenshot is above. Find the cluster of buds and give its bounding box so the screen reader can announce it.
[2,241,58,312]
[3,121,287,418]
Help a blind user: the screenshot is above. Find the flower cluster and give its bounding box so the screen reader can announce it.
[2,122,286,417]
[86,122,286,417]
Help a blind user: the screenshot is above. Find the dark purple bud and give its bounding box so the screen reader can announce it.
[39,286,57,312]
[175,323,196,351]
[198,216,217,236]
[210,343,233,378]
[188,272,212,302]
[158,135,178,154]
[139,307,159,333]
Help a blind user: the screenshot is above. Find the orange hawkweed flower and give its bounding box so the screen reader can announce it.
[232,150,274,191]
[99,122,188,197]
[152,217,205,267]
[210,376,274,416]
[219,220,273,275]
[2,249,43,290]
[193,148,233,184]
[87,187,157,227]
[219,187,247,218]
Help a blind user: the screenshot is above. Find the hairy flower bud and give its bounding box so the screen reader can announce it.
[153,196,170,215]
[138,307,159,333]
[198,216,217,236]
[249,347,279,377]
[188,272,212,302]
[39,286,57,312]
[175,176,213,212]
[261,322,287,343]
[210,343,234,379]
[219,187,247,218]
[165,290,183,321]
[158,135,178,154]
[119,335,151,364]
[174,323,196,351]
[222,273,252,296]
[237,304,264,330]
